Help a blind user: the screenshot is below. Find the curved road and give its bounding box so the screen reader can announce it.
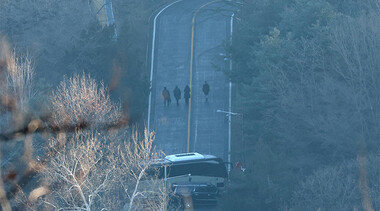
[149,0,233,162]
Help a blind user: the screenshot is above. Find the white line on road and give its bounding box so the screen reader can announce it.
[147,0,183,133]
[194,119,198,152]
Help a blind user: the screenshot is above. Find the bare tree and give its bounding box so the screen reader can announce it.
[0,146,11,211]
[329,12,380,132]
[0,39,37,211]
[39,129,169,211]
[118,129,168,211]
[50,73,122,127]
[41,131,119,210]
[0,38,35,114]
[292,154,380,210]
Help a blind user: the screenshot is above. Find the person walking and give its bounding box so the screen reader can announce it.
[167,91,171,105]
[184,85,190,105]
[202,81,210,102]
[173,85,181,106]
[162,87,171,107]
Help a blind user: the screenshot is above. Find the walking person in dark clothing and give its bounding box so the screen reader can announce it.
[173,86,181,106]
[202,81,210,102]
[162,87,171,107]
[184,85,190,105]
[168,91,171,105]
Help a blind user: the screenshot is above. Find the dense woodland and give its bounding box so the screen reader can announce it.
[226,0,380,210]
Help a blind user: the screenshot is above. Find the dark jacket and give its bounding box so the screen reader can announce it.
[184,85,190,99]
[174,87,181,100]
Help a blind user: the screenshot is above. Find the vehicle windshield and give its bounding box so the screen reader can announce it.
[167,161,227,178]
[146,159,227,179]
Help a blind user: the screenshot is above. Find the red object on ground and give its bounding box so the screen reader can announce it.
[235,162,246,172]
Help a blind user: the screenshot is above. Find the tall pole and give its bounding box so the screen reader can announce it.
[228,13,234,173]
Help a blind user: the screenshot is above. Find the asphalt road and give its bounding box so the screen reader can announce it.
[149,0,233,162]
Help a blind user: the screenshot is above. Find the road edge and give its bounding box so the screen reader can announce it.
[147,0,185,133]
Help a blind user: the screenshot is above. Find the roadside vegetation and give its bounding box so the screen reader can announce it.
[0,0,171,123]
[0,42,169,209]
[226,0,380,210]
[0,0,172,210]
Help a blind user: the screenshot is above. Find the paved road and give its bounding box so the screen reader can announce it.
[149,0,232,162]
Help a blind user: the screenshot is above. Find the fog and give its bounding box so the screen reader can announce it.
[0,0,379,210]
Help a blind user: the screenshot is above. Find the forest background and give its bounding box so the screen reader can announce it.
[227,0,380,210]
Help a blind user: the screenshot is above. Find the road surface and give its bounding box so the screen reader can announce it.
[149,0,233,162]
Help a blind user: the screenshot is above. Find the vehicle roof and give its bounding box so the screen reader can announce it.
[172,183,213,187]
[164,152,217,163]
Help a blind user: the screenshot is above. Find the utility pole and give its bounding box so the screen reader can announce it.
[217,109,242,174]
